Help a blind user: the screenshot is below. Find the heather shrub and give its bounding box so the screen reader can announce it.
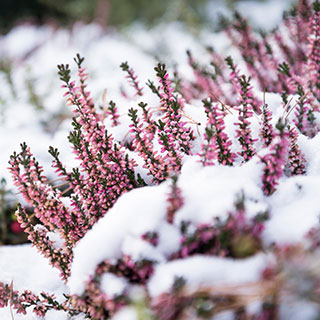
[2,0,320,319]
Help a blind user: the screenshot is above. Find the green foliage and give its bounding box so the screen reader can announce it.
[73,53,85,68]
[0,0,266,32]
[278,61,291,76]
[57,64,71,84]
[120,61,129,72]
[313,0,320,13]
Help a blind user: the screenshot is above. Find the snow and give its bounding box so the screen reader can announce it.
[0,244,68,319]
[0,244,63,293]
[100,273,128,298]
[112,307,138,320]
[264,175,320,244]
[235,0,294,30]
[176,157,265,225]
[69,183,171,294]
[206,0,294,32]
[147,253,271,297]
[299,133,320,175]
[69,158,267,295]
[68,150,316,298]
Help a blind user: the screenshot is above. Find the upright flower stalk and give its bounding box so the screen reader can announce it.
[128,107,168,183]
[155,63,195,155]
[8,145,73,279]
[58,55,139,213]
[261,119,290,196]
[120,61,144,96]
[260,103,275,147]
[308,1,320,102]
[200,98,236,166]
[107,100,120,127]
[286,126,306,176]
[187,50,226,104]
[235,75,257,161]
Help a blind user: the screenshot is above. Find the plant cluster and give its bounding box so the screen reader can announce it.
[2,0,320,319]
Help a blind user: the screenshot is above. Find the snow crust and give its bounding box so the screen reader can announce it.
[148,253,271,297]
[0,244,69,319]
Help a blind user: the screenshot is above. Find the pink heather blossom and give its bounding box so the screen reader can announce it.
[259,103,275,147]
[200,98,236,166]
[285,126,306,176]
[307,2,320,102]
[120,61,144,96]
[261,119,290,196]
[129,107,168,183]
[234,75,258,161]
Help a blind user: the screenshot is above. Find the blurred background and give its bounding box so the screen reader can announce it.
[0,0,276,33]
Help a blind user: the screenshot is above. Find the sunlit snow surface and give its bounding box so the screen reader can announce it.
[0,245,74,319]
[1,0,318,319]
